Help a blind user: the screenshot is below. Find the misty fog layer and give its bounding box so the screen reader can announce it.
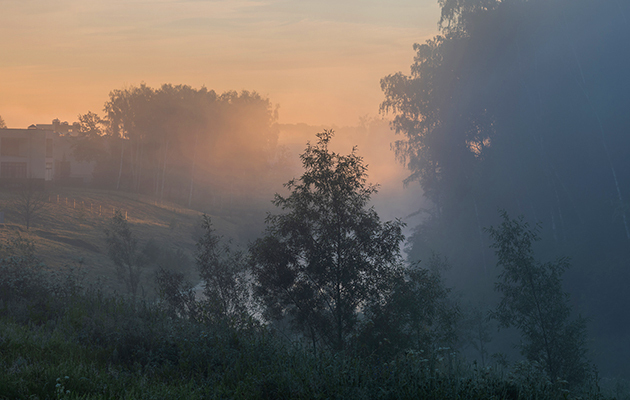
[1,0,630,396]
[381,0,630,378]
[69,88,423,243]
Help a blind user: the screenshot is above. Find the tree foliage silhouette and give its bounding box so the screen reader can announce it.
[487,212,590,384]
[72,111,107,163]
[196,214,250,327]
[250,130,405,353]
[105,211,145,299]
[357,253,459,360]
[13,180,48,230]
[381,1,630,372]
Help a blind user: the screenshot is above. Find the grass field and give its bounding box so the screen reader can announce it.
[0,185,622,399]
[0,186,260,297]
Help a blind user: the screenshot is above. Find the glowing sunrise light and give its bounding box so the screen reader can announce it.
[0,0,439,128]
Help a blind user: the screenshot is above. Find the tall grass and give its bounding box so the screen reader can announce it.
[0,256,616,399]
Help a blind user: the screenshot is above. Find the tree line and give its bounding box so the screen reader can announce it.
[73,84,279,207]
[104,130,592,387]
[381,0,630,377]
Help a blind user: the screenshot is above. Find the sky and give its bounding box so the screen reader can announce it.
[0,0,440,129]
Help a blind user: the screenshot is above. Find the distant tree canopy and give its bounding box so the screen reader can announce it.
[73,111,107,163]
[76,84,278,205]
[381,0,630,376]
[0,115,6,129]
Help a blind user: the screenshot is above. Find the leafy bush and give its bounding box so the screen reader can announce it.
[104,210,145,299]
[0,282,610,399]
[487,211,592,385]
[195,214,251,327]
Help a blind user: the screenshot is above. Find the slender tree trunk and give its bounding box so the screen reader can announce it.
[137,137,144,193]
[473,197,487,276]
[116,138,125,190]
[576,81,629,239]
[188,133,198,207]
[155,161,160,197]
[130,138,137,190]
[310,325,317,356]
[335,213,344,352]
[160,139,169,203]
[564,15,630,239]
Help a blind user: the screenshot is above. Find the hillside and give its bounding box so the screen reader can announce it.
[0,187,254,296]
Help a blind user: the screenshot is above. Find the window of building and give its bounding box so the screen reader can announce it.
[1,138,24,157]
[46,162,53,181]
[46,139,53,158]
[55,160,71,179]
[1,162,27,179]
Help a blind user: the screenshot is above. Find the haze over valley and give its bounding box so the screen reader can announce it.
[1,0,629,398]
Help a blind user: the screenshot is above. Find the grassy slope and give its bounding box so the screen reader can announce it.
[0,187,248,294]
[0,187,617,399]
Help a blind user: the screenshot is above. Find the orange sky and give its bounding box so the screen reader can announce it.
[0,0,440,129]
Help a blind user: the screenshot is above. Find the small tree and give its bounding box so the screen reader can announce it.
[72,111,107,163]
[460,304,493,368]
[105,210,145,299]
[250,130,405,353]
[486,211,590,384]
[358,253,459,361]
[0,232,39,269]
[13,180,48,230]
[155,267,198,319]
[196,214,250,326]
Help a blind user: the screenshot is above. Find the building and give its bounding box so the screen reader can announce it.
[0,122,94,185]
[0,128,52,182]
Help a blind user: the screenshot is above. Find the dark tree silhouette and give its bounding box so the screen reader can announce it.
[13,180,48,230]
[72,111,107,163]
[250,130,405,353]
[102,84,278,199]
[105,211,145,299]
[196,214,250,327]
[381,0,630,374]
[487,212,590,384]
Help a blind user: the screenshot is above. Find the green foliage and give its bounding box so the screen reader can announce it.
[104,210,145,299]
[195,214,251,326]
[0,232,39,268]
[250,130,406,353]
[155,266,198,319]
[154,214,251,326]
[0,233,609,399]
[0,235,82,325]
[71,111,107,163]
[101,84,278,196]
[438,0,499,34]
[358,255,459,361]
[381,0,630,375]
[12,180,48,230]
[0,309,609,399]
[487,211,591,385]
[459,304,493,368]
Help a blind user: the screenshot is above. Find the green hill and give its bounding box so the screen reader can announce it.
[0,187,255,296]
